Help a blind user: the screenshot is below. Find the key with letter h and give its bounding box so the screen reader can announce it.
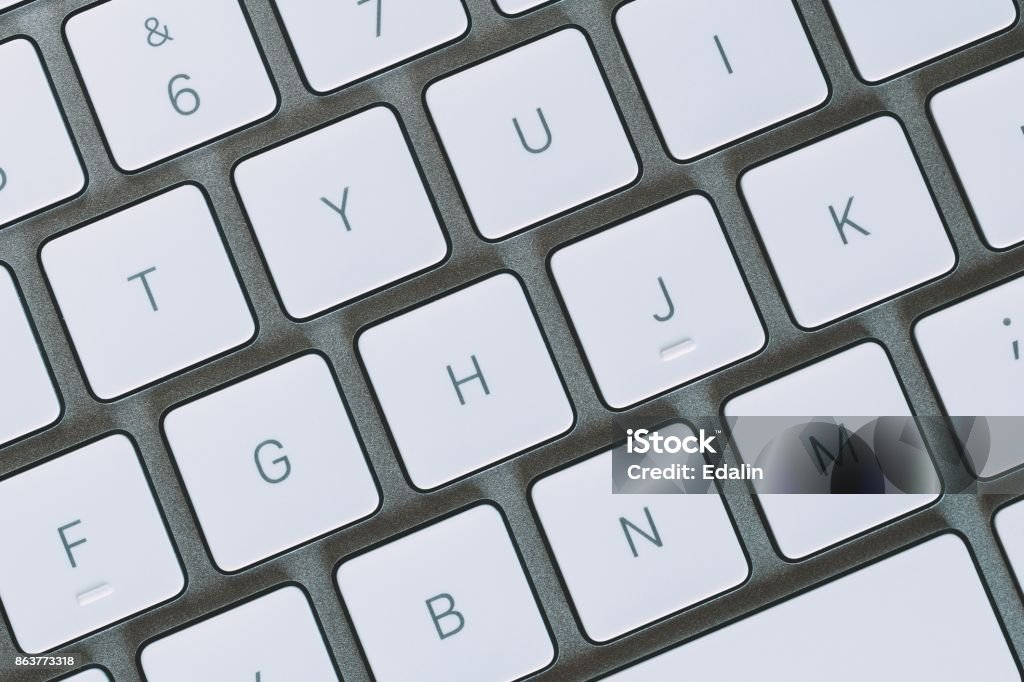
[358,273,573,490]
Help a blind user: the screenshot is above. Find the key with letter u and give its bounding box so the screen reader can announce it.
[426,27,638,240]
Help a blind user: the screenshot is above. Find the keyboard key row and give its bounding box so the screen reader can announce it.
[4,2,1022,259]
[5,426,1024,679]
[2,173,1018,462]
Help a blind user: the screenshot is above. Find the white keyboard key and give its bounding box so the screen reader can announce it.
[358,273,573,489]
[62,668,111,682]
[337,504,553,682]
[724,342,940,559]
[234,106,448,319]
[0,38,84,227]
[741,115,954,328]
[41,184,255,400]
[931,56,1024,249]
[426,28,638,240]
[0,434,184,653]
[495,0,552,15]
[532,425,748,642]
[140,585,338,681]
[551,195,764,409]
[607,534,1018,681]
[65,0,277,171]
[827,0,1016,83]
[0,264,60,446]
[915,275,1024,478]
[163,353,380,572]
[616,0,827,160]
[274,0,468,93]
[995,499,1024,587]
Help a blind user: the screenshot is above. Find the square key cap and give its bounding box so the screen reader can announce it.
[551,194,764,409]
[915,275,1024,478]
[827,0,1016,82]
[616,0,827,160]
[724,342,941,559]
[358,273,573,489]
[234,106,448,320]
[426,28,638,240]
[163,353,380,572]
[532,424,749,642]
[41,184,255,400]
[65,0,277,171]
[931,55,1024,249]
[0,434,184,653]
[741,115,955,328]
[337,504,554,682]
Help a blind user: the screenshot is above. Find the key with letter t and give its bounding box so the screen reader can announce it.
[41,184,255,400]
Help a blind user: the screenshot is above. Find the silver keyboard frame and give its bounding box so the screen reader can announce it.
[2,0,1024,679]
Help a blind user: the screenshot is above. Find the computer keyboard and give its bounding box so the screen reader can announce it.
[1,0,1024,680]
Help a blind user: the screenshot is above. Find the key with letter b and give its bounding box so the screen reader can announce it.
[337,504,553,681]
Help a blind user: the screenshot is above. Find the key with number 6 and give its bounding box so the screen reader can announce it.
[65,0,277,172]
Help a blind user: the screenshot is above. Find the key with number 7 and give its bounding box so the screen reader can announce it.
[274,0,469,93]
